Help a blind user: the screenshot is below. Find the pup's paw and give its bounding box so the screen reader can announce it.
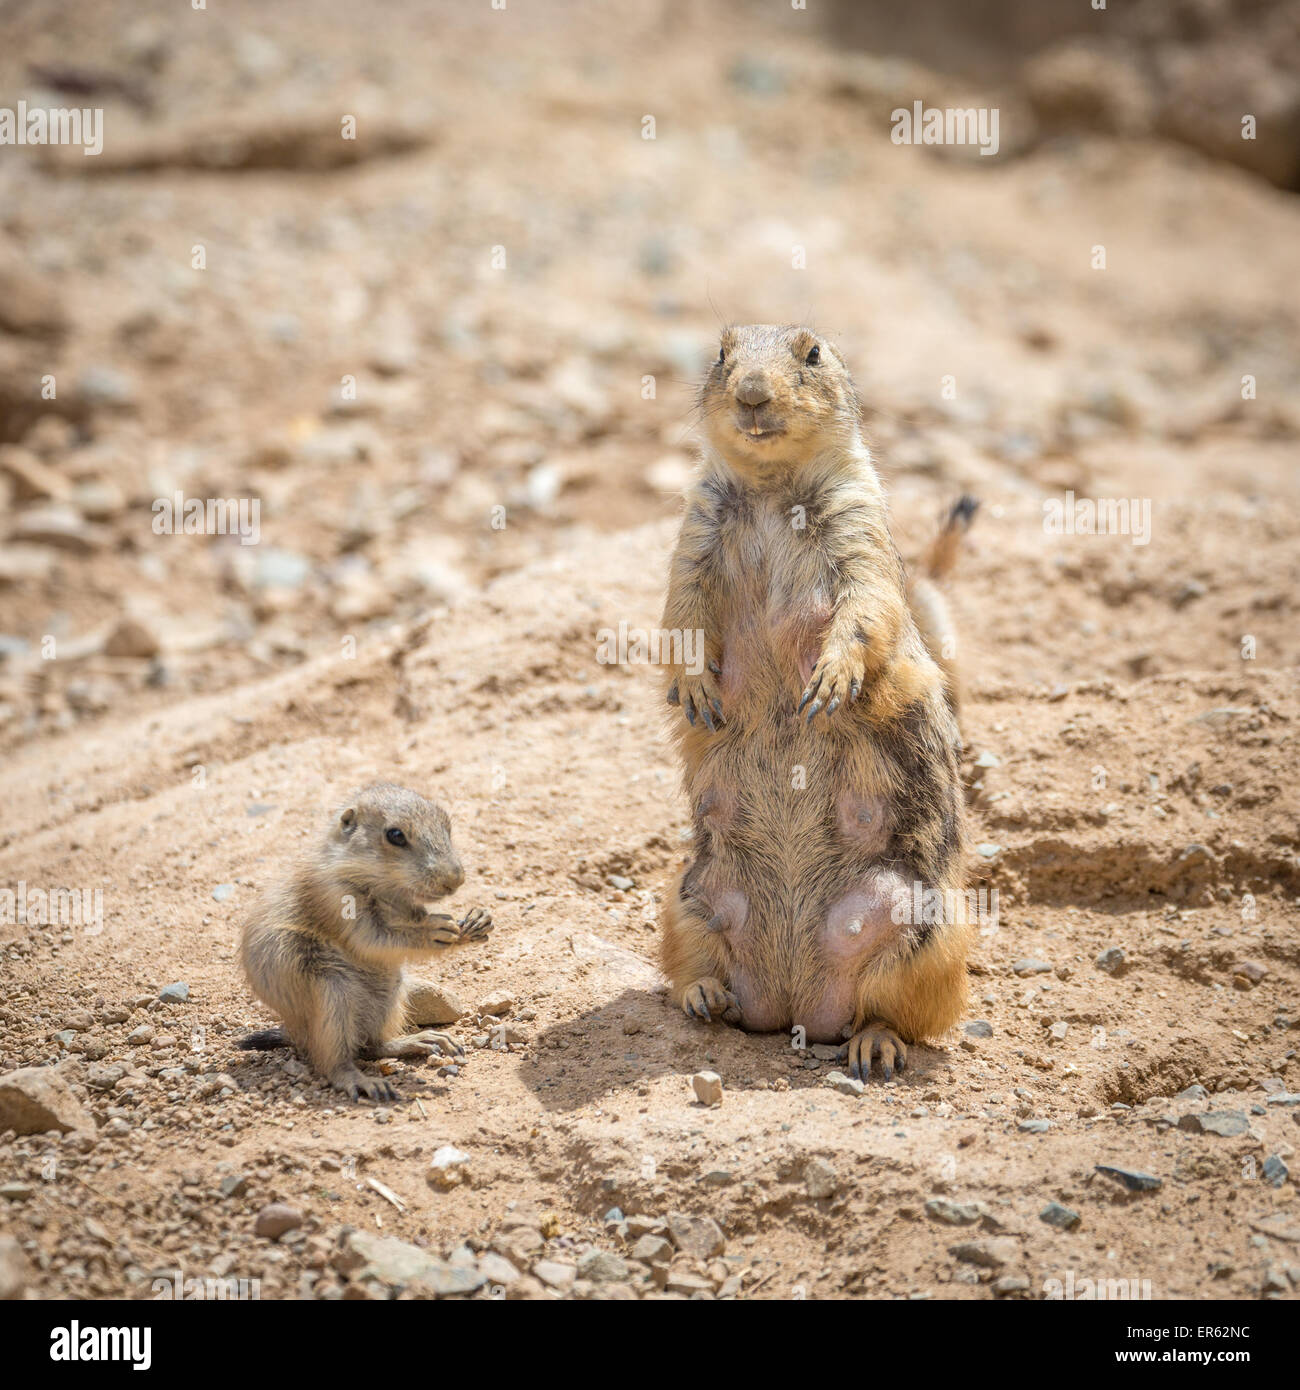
[457,906,493,941]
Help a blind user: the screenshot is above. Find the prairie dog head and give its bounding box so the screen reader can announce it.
[698,323,862,477]
[324,782,464,904]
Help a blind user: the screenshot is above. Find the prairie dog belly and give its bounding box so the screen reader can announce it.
[686,737,908,1042]
[715,595,831,725]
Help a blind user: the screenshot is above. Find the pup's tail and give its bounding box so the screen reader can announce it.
[909,496,979,712]
[918,494,979,582]
[235,1026,288,1051]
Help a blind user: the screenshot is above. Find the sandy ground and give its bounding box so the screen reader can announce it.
[0,1,1298,1302]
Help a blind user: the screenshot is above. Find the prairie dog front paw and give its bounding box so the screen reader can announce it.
[667,660,725,731]
[457,906,493,941]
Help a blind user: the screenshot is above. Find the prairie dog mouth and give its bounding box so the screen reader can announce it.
[735,415,786,440]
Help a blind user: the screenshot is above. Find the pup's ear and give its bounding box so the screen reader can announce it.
[339,806,358,838]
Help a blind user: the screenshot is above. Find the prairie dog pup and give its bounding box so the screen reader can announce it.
[659,323,976,1079]
[238,782,493,1102]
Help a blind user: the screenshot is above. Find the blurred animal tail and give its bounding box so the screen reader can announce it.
[909,495,979,711]
[236,1026,288,1050]
[919,494,979,581]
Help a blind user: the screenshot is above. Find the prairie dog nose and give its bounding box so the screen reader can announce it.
[429,857,464,895]
[734,372,772,408]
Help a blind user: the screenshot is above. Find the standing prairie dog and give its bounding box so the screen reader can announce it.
[238,782,493,1102]
[659,323,978,1080]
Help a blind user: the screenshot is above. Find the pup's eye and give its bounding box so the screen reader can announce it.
[385,828,408,848]
[805,345,820,366]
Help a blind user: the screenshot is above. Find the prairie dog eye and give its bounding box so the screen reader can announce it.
[805,344,820,366]
[385,827,408,847]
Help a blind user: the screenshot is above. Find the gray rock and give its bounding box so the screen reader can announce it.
[964,1020,994,1038]
[219,1174,248,1198]
[533,1259,577,1291]
[158,982,190,1003]
[77,365,137,407]
[1095,947,1126,975]
[804,1158,838,1199]
[950,1237,1018,1269]
[824,1070,865,1096]
[85,1063,130,1092]
[1175,1084,1209,1102]
[728,56,785,97]
[339,1230,485,1295]
[666,1210,726,1259]
[630,1234,673,1265]
[1039,1201,1080,1230]
[1262,1156,1289,1188]
[926,1198,983,1226]
[212,884,236,902]
[1012,958,1053,976]
[1095,1165,1162,1192]
[1179,1110,1249,1137]
[410,1261,486,1297]
[577,1250,631,1284]
[254,548,310,590]
[477,1252,521,1287]
[607,875,634,892]
[1266,1093,1300,1107]
[992,1273,1031,1298]
[1019,1119,1052,1133]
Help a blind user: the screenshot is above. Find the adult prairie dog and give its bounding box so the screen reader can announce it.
[238,782,492,1102]
[659,323,978,1079]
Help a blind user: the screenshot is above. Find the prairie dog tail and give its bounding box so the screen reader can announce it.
[918,494,979,582]
[909,495,979,709]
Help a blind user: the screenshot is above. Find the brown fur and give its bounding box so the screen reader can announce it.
[237,782,492,1102]
[658,324,977,1078]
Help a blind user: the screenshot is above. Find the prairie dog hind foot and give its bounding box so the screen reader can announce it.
[841,1020,908,1082]
[681,976,742,1026]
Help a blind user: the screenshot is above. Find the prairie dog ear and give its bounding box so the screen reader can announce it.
[339,806,358,837]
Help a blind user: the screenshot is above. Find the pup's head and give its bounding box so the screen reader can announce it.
[698,324,861,475]
[327,782,464,902]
